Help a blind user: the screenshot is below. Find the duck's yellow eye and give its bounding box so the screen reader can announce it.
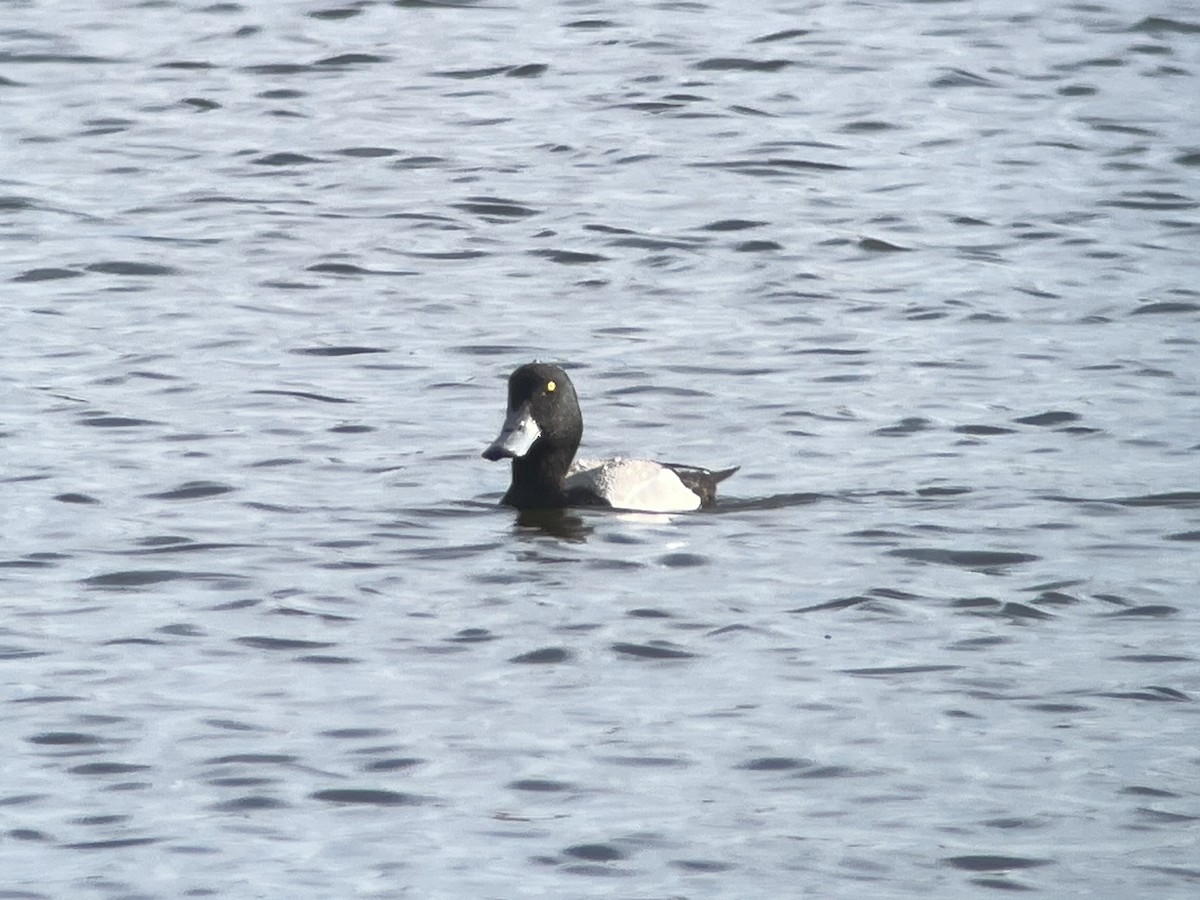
[546,380,556,393]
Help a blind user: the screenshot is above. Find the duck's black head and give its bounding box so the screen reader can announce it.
[482,363,583,508]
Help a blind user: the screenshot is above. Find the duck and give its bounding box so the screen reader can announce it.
[482,362,737,512]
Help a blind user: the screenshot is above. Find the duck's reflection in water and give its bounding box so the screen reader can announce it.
[514,508,593,542]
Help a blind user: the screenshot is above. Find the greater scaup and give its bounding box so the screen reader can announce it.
[482,362,737,512]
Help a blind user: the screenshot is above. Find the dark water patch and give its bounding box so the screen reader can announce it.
[28,732,105,746]
[1130,301,1200,315]
[693,57,791,72]
[211,795,287,812]
[888,548,1040,571]
[252,152,323,166]
[204,753,298,765]
[700,218,766,231]
[671,858,736,872]
[564,843,626,862]
[751,28,811,43]
[796,765,874,779]
[0,646,47,661]
[1114,492,1200,508]
[1030,590,1082,606]
[510,647,571,664]
[82,569,242,588]
[842,665,962,677]
[454,344,529,358]
[448,628,495,644]
[127,540,250,556]
[405,540,499,561]
[565,18,616,30]
[916,486,971,497]
[390,156,451,169]
[1137,808,1200,824]
[1112,654,1194,663]
[710,491,824,512]
[322,728,392,740]
[509,778,571,792]
[435,64,543,79]
[788,595,871,614]
[859,237,912,252]
[292,345,389,357]
[0,559,54,571]
[145,481,235,501]
[55,493,99,504]
[309,6,365,20]
[402,249,489,259]
[305,262,417,276]
[84,261,177,276]
[874,417,933,436]
[658,552,707,568]
[182,97,220,111]
[250,389,353,404]
[1096,686,1188,702]
[840,119,898,133]
[311,789,421,806]
[981,817,1049,831]
[1122,786,1181,799]
[315,53,389,66]
[63,837,160,850]
[695,157,850,176]
[954,424,1017,436]
[736,756,811,771]
[1103,605,1178,618]
[612,642,697,660]
[0,195,38,211]
[68,763,151,777]
[735,239,782,252]
[363,757,423,773]
[607,384,711,397]
[628,607,672,618]
[1013,410,1080,426]
[1166,530,1200,541]
[1027,703,1093,713]
[606,234,702,251]
[1132,865,1200,883]
[508,63,549,77]
[958,600,1055,621]
[235,636,336,651]
[529,248,609,264]
[0,51,119,65]
[1104,191,1196,211]
[12,267,83,282]
[333,146,396,157]
[931,68,998,89]
[944,855,1051,872]
[242,63,314,76]
[78,415,159,428]
[1130,16,1200,34]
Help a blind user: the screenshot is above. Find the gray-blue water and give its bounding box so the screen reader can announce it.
[2,0,1198,896]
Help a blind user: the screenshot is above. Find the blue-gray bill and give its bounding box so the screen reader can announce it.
[482,401,541,461]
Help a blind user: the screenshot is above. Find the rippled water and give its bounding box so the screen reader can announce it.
[3,0,1198,896]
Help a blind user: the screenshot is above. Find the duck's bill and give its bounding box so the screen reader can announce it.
[482,402,541,460]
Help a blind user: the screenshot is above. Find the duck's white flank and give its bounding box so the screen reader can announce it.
[567,457,702,513]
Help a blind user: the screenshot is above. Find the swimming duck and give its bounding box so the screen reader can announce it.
[482,362,737,512]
